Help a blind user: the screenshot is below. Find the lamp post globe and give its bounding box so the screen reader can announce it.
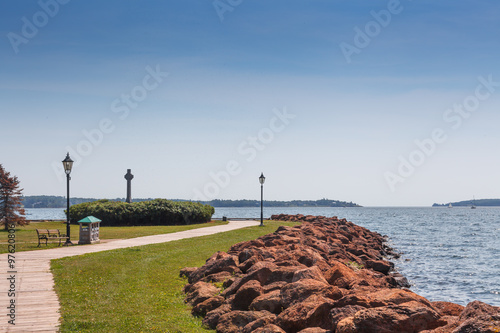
[62,153,74,246]
[259,173,265,226]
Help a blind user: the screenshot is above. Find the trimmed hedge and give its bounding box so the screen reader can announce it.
[69,199,215,226]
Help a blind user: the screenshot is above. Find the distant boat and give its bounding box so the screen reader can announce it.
[448,203,453,208]
[471,196,477,209]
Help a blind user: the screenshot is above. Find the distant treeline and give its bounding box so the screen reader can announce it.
[22,196,361,208]
[432,199,500,207]
[206,199,361,208]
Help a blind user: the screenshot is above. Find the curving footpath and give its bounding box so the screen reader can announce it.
[0,220,260,332]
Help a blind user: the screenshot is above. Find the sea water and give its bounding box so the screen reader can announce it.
[24,206,500,306]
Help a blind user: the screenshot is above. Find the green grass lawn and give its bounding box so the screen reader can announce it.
[0,221,227,254]
[51,221,300,333]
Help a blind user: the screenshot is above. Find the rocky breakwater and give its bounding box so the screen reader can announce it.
[180,214,500,333]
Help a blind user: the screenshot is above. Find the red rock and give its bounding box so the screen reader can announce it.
[276,295,336,332]
[387,272,411,288]
[239,255,261,273]
[192,296,225,316]
[268,265,305,284]
[275,225,300,236]
[281,279,341,308]
[336,317,357,333]
[458,300,499,321]
[184,281,220,306]
[216,310,274,333]
[275,259,307,268]
[200,271,233,284]
[233,280,263,310]
[292,266,328,284]
[419,316,460,333]
[295,247,329,267]
[252,324,287,333]
[302,223,327,239]
[188,251,240,284]
[221,277,244,297]
[238,248,261,263]
[221,261,277,297]
[223,260,278,297]
[346,245,366,257]
[247,260,278,276]
[250,290,282,314]
[202,304,232,329]
[330,305,366,331]
[365,259,393,275]
[263,281,287,293]
[242,313,278,333]
[366,288,434,308]
[179,267,198,279]
[431,301,465,316]
[222,276,237,289]
[334,293,382,309]
[348,269,392,289]
[324,261,358,289]
[454,318,500,333]
[230,239,266,253]
[304,215,316,222]
[336,301,444,333]
[453,301,500,333]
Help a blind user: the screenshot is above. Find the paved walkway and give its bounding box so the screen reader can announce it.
[0,220,260,332]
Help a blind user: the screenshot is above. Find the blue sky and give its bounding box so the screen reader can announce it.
[1,0,500,206]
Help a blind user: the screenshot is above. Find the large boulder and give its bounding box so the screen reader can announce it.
[276,295,336,332]
[324,261,358,289]
[250,290,282,314]
[216,310,274,333]
[431,301,465,317]
[242,314,278,333]
[233,280,264,310]
[192,296,225,316]
[453,301,500,333]
[188,251,240,284]
[184,281,220,307]
[203,304,232,330]
[292,266,329,284]
[336,301,444,333]
[280,279,342,308]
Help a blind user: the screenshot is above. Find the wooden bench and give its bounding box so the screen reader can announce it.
[36,229,69,247]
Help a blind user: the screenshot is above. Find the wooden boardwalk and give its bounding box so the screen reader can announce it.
[0,220,259,332]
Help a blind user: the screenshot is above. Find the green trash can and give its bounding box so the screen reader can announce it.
[78,216,101,245]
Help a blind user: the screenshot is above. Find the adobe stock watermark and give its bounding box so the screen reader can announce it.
[193,107,295,201]
[213,0,243,22]
[7,0,71,54]
[51,65,169,181]
[384,75,499,192]
[339,0,411,64]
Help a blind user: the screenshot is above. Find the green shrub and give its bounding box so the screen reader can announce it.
[69,199,215,226]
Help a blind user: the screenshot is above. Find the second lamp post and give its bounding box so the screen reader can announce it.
[259,173,265,226]
[62,153,74,246]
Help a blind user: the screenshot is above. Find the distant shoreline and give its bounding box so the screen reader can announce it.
[22,196,361,209]
[433,198,500,207]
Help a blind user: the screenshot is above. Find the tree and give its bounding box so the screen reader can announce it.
[0,164,27,230]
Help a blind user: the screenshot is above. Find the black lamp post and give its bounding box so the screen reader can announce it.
[62,153,74,246]
[259,173,266,226]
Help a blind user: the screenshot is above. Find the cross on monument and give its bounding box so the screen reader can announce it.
[124,169,134,203]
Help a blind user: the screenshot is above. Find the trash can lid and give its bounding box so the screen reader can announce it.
[78,216,102,223]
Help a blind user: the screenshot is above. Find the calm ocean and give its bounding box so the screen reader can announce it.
[25,206,500,307]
